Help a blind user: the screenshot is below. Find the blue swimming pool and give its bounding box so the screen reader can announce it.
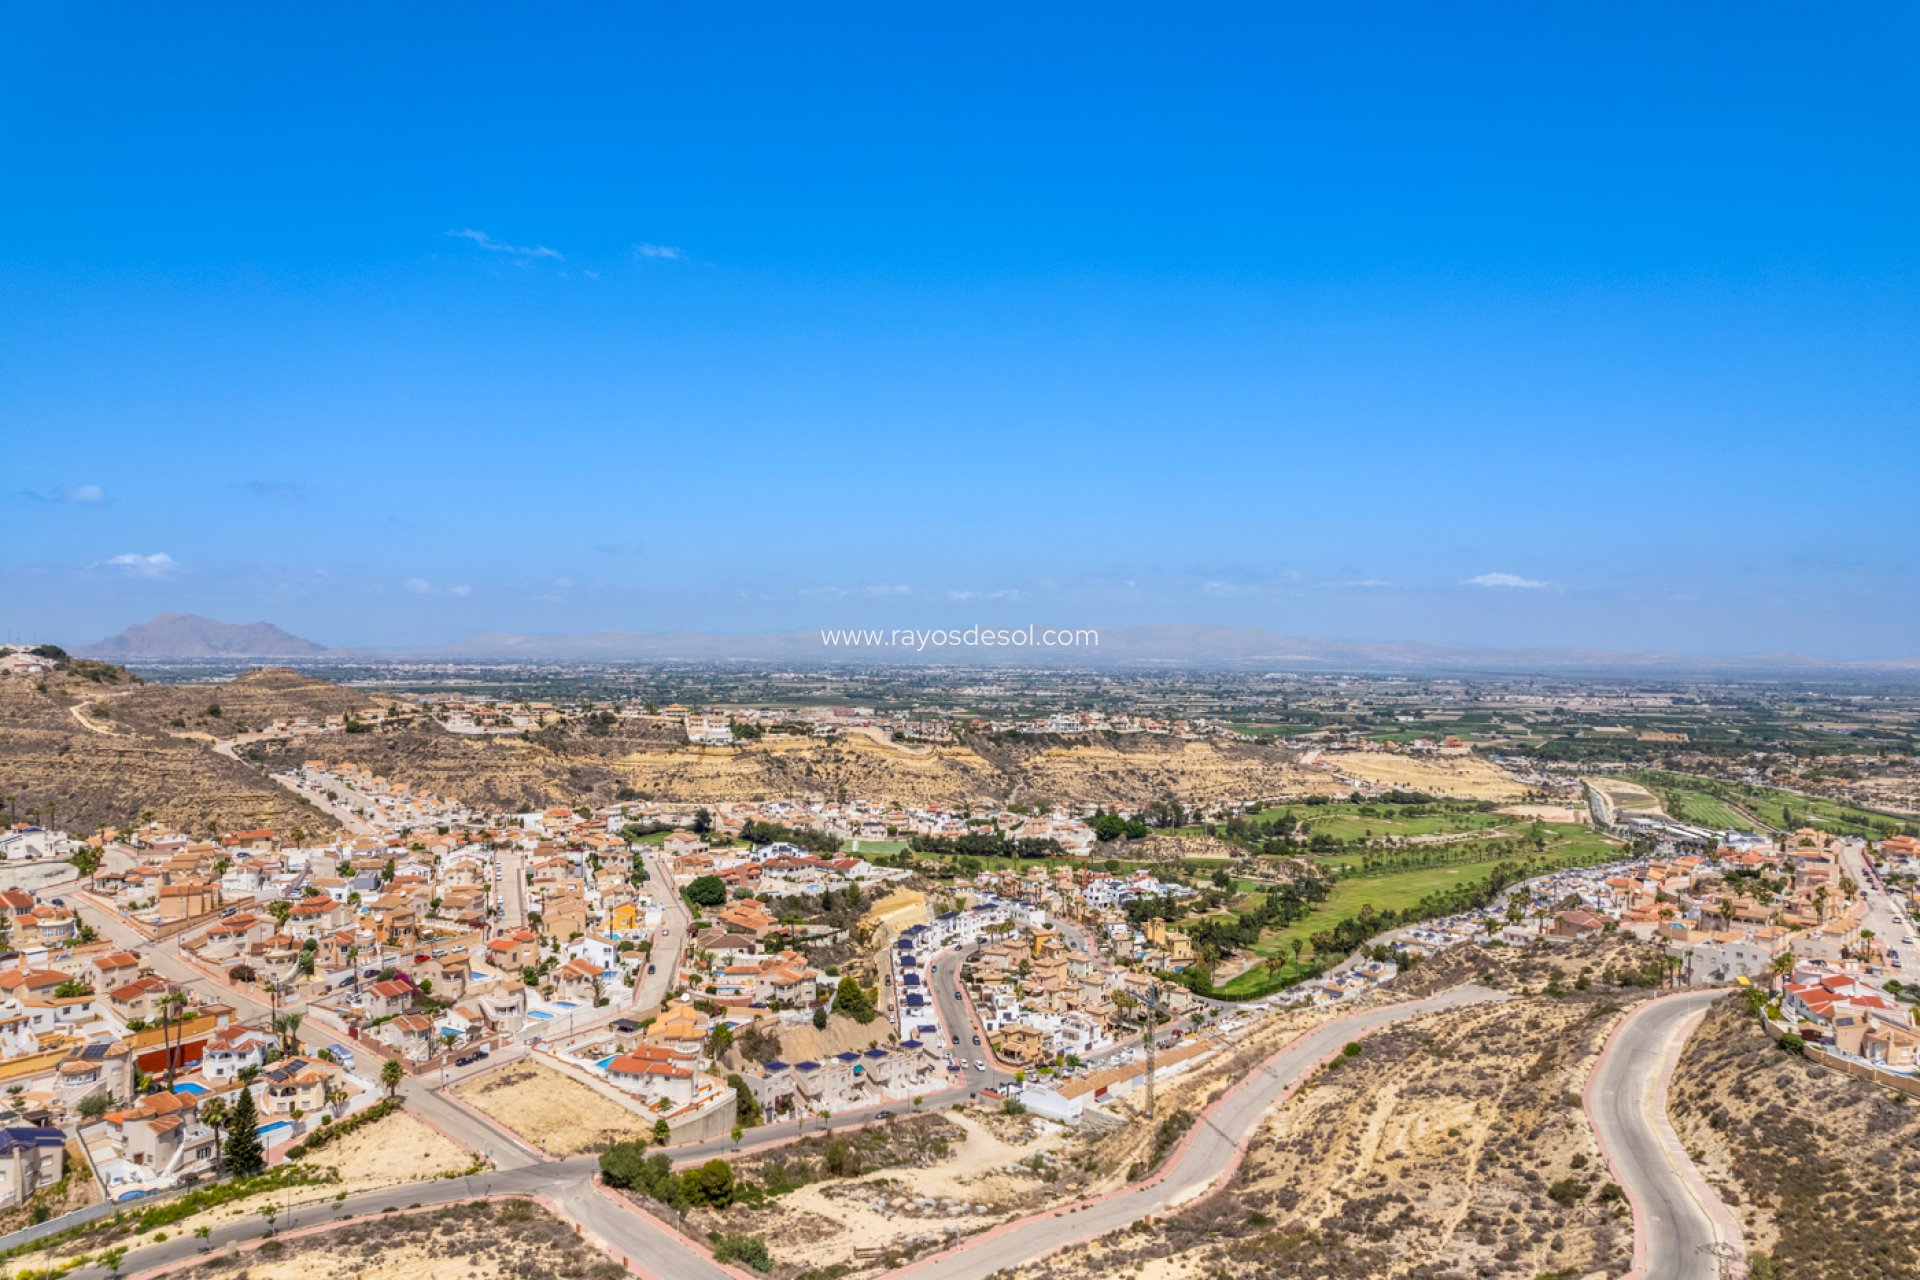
[595,1055,617,1069]
[551,1000,579,1009]
[172,1082,207,1095]
[526,1009,553,1020]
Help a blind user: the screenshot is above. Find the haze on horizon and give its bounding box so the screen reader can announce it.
[2,4,1915,659]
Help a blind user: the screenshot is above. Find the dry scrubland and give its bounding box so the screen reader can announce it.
[0,1110,472,1279]
[0,1143,98,1236]
[1669,998,1920,1278]
[673,1003,1354,1276]
[250,713,1350,811]
[454,1061,650,1156]
[168,1198,621,1280]
[0,667,346,837]
[1016,938,1670,1280]
[687,1110,1074,1273]
[6,659,1529,831]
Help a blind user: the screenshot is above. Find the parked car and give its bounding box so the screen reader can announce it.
[454,1054,476,1067]
[972,1035,980,1045]
[874,1110,894,1120]
[473,1047,489,1059]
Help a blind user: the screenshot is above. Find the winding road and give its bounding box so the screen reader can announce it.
[896,982,1507,1280]
[29,981,1508,1280]
[1586,990,1743,1280]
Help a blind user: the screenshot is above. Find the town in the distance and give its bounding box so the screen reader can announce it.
[1,634,1916,1280]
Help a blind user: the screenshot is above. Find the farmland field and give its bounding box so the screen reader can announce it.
[1627,773,1760,831]
[1631,770,1910,838]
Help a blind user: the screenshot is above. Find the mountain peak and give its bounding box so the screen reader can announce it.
[77,613,328,660]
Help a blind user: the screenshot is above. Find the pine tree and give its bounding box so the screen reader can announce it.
[222,1086,266,1178]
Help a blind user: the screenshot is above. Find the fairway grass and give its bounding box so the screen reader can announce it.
[1188,826,1624,999]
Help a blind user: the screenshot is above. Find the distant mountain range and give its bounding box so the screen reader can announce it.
[79,613,334,660]
[74,614,1920,678]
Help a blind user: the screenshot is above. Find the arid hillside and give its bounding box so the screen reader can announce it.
[107,666,378,736]
[1022,937,1666,1280]
[250,715,1351,811]
[0,665,344,838]
[1668,997,1920,1278]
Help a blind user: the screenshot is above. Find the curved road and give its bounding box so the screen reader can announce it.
[895,983,1507,1280]
[1587,991,1742,1280]
[69,983,1505,1280]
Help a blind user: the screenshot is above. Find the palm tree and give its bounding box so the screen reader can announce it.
[200,1095,229,1174]
[159,991,189,1090]
[274,1012,303,1057]
[380,1058,404,1098]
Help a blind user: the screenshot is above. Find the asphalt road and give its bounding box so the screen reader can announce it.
[50,983,1508,1280]
[65,890,542,1170]
[1588,991,1739,1280]
[66,1158,736,1280]
[896,983,1509,1280]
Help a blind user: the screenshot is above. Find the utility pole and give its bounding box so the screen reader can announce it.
[1143,981,1158,1121]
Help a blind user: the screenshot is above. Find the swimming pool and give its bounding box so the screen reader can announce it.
[551,1000,579,1009]
[172,1082,207,1095]
[256,1121,293,1139]
[526,1009,553,1020]
[595,1055,617,1069]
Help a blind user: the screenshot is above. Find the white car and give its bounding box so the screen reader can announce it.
[974,1058,985,1071]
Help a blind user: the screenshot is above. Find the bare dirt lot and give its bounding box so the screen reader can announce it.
[167,1197,621,1280]
[1321,752,1524,801]
[454,1060,647,1156]
[1497,803,1587,824]
[307,1108,476,1192]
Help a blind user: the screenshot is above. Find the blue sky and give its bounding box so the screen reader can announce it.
[3,3,1915,656]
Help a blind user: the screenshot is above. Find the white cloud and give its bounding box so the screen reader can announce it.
[104,552,177,578]
[633,242,685,261]
[20,483,107,504]
[449,584,472,597]
[446,229,564,260]
[405,577,433,594]
[1464,572,1550,589]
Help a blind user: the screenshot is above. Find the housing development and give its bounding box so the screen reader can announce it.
[0,645,1917,1279]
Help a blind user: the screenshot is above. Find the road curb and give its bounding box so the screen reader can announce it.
[1583,988,1741,1280]
[887,985,1501,1278]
